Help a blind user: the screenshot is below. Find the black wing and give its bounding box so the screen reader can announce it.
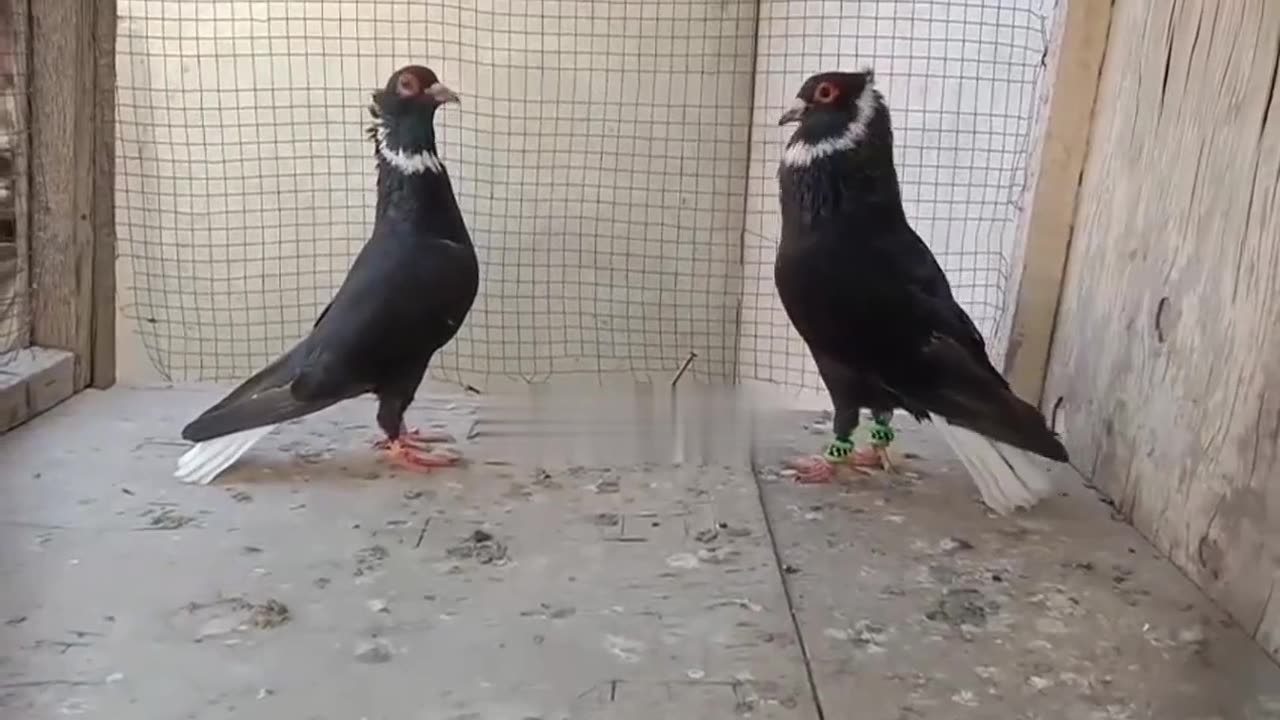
[179,249,392,443]
[776,224,1065,461]
[893,228,996,378]
[884,246,1067,461]
[182,220,475,443]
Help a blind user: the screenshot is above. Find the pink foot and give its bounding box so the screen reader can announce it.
[402,426,456,448]
[372,427,456,450]
[786,455,836,484]
[379,439,461,471]
[851,446,895,473]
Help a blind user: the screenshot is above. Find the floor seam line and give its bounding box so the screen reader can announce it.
[748,436,827,720]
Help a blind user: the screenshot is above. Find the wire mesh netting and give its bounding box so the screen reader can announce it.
[114,0,1055,389]
[0,0,29,362]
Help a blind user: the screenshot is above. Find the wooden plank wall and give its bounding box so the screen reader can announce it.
[28,0,115,390]
[91,0,117,388]
[1002,0,1113,404]
[1044,1,1280,660]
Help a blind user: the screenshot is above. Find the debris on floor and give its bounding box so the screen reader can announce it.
[142,505,196,530]
[245,599,291,629]
[186,596,291,642]
[0,386,1275,719]
[445,529,509,565]
[354,544,389,576]
[353,638,394,664]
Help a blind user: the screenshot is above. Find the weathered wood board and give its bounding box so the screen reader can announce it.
[28,0,115,390]
[1044,0,1280,661]
[1001,0,1112,404]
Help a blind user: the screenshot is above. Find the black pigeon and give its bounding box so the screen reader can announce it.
[773,68,1068,514]
[175,65,478,485]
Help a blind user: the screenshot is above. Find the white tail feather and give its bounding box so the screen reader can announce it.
[930,414,1056,515]
[174,425,278,486]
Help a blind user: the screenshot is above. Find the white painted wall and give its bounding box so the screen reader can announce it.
[114,0,1052,390]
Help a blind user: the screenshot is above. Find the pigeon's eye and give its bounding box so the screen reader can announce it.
[396,73,422,97]
[813,82,838,104]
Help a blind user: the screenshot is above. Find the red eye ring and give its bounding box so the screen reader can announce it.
[814,81,838,103]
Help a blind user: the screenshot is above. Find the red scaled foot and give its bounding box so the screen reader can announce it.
[786,455,837,484]
[370,427,456,451]
[851,446,895,473]
[401,426,456,449]
[377,438,461,471]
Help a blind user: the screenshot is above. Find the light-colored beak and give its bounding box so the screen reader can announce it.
[777,97,807,126]
[426,82,460,105]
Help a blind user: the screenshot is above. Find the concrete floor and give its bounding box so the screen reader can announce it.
[1,383,1278,719]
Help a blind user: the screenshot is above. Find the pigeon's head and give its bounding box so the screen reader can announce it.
[377,65,460,112]
[777,69,886,169]
[368,65,460,175]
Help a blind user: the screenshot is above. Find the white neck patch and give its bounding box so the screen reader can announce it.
[781,81,881,169]
[372,118,444,175]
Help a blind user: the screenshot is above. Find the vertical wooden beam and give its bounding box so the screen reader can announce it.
[28,0,92,388]
[91,0,116,389]
[28,0,115,390]
[1002,0,1114,406]
[13,0,28,352]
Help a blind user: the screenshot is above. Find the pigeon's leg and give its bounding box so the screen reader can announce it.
[788,401,864,483]
[786,440,844,484]
[789,356,870,483]
[852,409,896,472]
[375,393,460,470]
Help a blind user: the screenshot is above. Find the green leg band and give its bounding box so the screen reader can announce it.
[868,419,895,447]
[823,436,855,461]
